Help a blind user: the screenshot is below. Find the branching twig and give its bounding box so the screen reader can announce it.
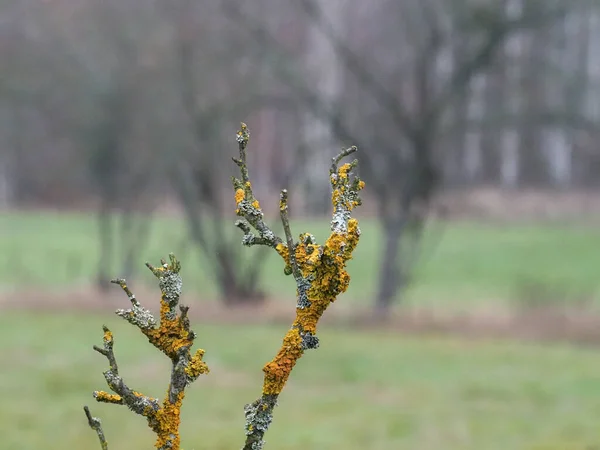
[279,189,301,280]
[231,124,365,449]
[92,326,159,416]
[231,123,283,250]
[84,253,209,450]
[83,123,364,450]
[83,406,108,450]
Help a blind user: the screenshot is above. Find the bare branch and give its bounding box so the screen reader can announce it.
[331,145,357,167]
[83,406,108,450]
[279,189,300,280]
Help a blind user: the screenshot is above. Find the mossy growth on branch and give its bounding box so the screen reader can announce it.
[83,123,364,450]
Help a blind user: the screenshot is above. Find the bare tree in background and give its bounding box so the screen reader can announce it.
[4,0,598,308]
[80,0,163,289]
[15,0,166,288]
[157,0,287,305]
[226,0,567,314]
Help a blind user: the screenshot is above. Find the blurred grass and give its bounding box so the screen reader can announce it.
[2,311,600,449]
[1,211,600,308]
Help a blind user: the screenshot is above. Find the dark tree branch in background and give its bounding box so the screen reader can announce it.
[224,0,571,313]
[163,0,309,306]
[297,0,415,135]
[428,1,568,124]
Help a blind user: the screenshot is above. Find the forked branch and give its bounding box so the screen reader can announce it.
[231,123,364,449]
[83,406,108,450]
[83,123,365,450]
[84,254,209,450]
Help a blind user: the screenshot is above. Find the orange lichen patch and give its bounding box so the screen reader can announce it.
[252,199,260,209]
[138,296,194,361]
[330,162,365,210]
[261,217,361,396]
[185,349,210,378]
[144,268,208,449]
[294,241,322,269]
[235,188,245,205]
[95,391,122,404]
[103,329,113,344]
[91,255,209,450]
[153,390,185,450]
[275,242,289,265]
[262,328,303,395]
[133,391,154,400]
[331,189,341,207]
[338,163,352,179]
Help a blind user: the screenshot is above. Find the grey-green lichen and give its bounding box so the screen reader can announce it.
[113,279,158,330]
[243,395,278,450]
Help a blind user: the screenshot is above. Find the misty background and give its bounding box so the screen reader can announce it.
[2,2,600,448]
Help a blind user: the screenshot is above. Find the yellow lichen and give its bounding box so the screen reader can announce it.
[331,189,341,207]
[185,349,210,378]
[234,188,245,204]
[275,242,289,263]
[261,217,361,396]
[262,327,303,395]
[230,132,364,444]
[95,391,122,404]
[90,256,210,450]
[133,391,149,398]
[153,390,185,449]
[140,279,209,449]
[338,163,352,179]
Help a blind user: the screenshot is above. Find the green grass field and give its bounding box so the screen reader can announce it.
[1,211,599,309]
[2,211,600,448]
[2,311,600,450]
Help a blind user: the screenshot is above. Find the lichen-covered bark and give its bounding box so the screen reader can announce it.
[232,124,364,449]
[85,254,209,450]
[83,122,364,450]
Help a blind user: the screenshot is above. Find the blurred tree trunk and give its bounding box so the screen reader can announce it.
[375,217,405,316]
[96,201,113,292]
[463,74,486,183]
[301,0,346,215]
[168,5,269,306]
[88,82,128,292]
[119,207,155,281]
